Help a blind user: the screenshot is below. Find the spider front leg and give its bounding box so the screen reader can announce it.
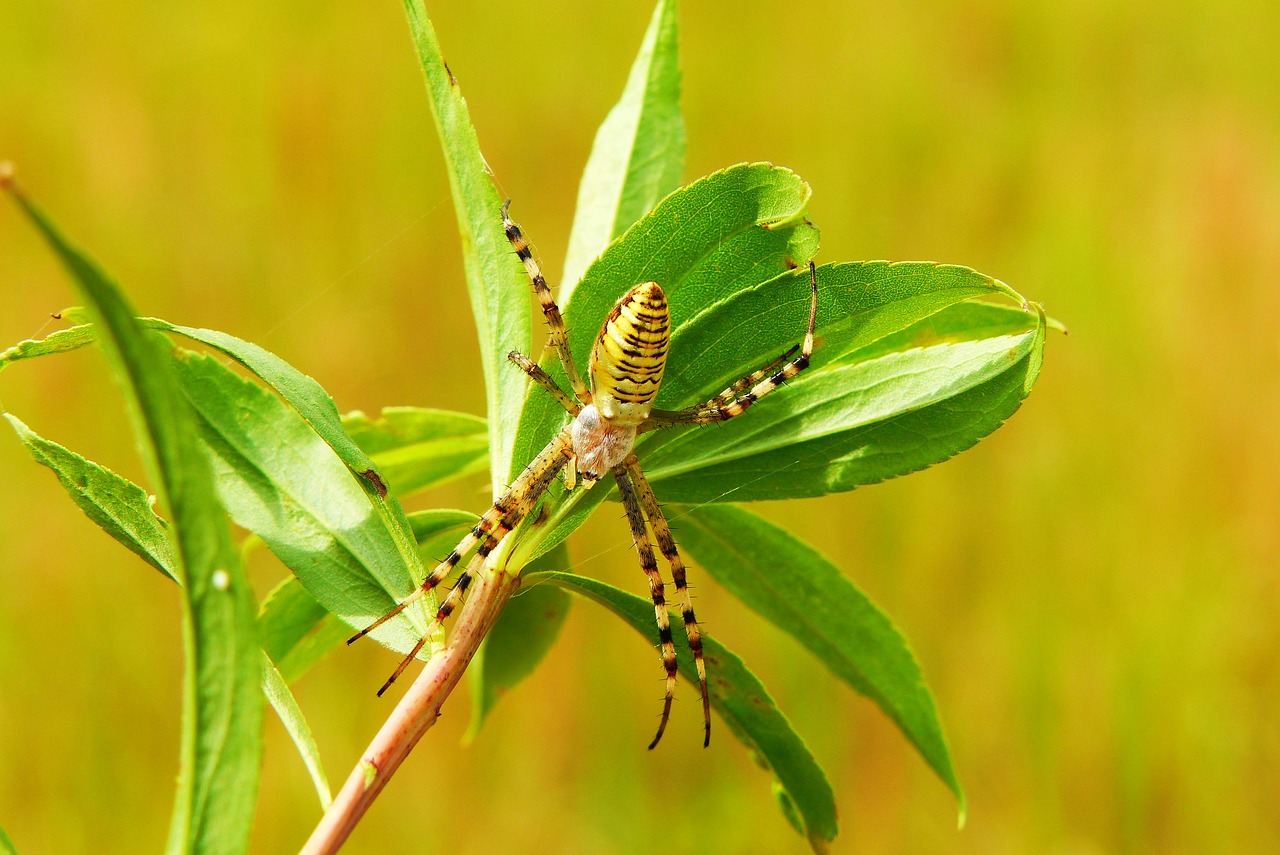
[507,350,584,489]
[503,201,591,406]
[507,350,581,417]
[645,261,818,429]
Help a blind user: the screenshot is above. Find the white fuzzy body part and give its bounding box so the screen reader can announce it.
[570,404,637,483]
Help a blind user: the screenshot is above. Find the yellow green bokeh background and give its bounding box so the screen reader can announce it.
[2,1,1278,852]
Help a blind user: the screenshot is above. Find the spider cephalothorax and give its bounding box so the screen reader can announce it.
[350,201,817,749]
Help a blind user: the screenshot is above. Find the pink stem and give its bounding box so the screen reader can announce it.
[300,569,520,855]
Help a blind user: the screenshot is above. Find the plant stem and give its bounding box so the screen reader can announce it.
[300,568,521,855]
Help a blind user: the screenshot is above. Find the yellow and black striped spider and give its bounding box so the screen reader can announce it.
[350,201,818,748]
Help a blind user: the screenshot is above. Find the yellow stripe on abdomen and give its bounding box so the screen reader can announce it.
[590,281,670,425]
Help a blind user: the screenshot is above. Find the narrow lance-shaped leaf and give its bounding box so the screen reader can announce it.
[654,260,1023,410]
[153,325,388,493]
[258,577,337,682]
[342,407,488,497]
[0,316,429,594]
[839,298,1051,364]
[256,509,482,685]
[642,313,1047,503]
[402,0,530,488]
[2,177,262,855]
[526,571,838,852]
[676,503,965,819]
[561,0,684,295]
[4,414,177,582]
[0,823,16,855]
[149,322,428,595]
[0,321,94,370]
[165,346,434,658]
[261,654,332,810]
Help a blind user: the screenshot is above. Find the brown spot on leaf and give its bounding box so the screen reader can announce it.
[361,469,389,498]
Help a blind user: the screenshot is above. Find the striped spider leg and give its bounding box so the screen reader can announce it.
[616,455,709,748]
[348,424,574,696]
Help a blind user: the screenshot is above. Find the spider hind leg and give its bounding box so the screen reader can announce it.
[614,460,711,748]
[613,467,680,749]
[627,457,711,748]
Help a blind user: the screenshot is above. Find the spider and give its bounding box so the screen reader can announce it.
[349,201,818,749]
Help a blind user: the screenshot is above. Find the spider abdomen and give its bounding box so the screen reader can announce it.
[590,281,670,425]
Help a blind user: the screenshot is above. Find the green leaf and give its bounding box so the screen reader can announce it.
[0,823,16,855]
[561,0,684,295]
[255,509,480,686]
[257,576,336,681]
[466,545,572,741]
[564,163,817,389]
[0,316,430,601]
[656,260,1020,411]
[165,346,435,659]
[840,298,1045,364]
[0,322,95,371]
[153,324,387,492]
[677,503,964,818]
[261,654,332,810]
[406,508,478,541]
[342,407,488,497]
[3,181,262,855]
[280,617,352,685]
[4,414,177,582]
[527,570,838,851]
[402,0,530,489]
[154,323,430,601]
[644,313,1046,503]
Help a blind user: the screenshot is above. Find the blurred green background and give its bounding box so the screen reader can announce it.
[2,1,1278,852]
